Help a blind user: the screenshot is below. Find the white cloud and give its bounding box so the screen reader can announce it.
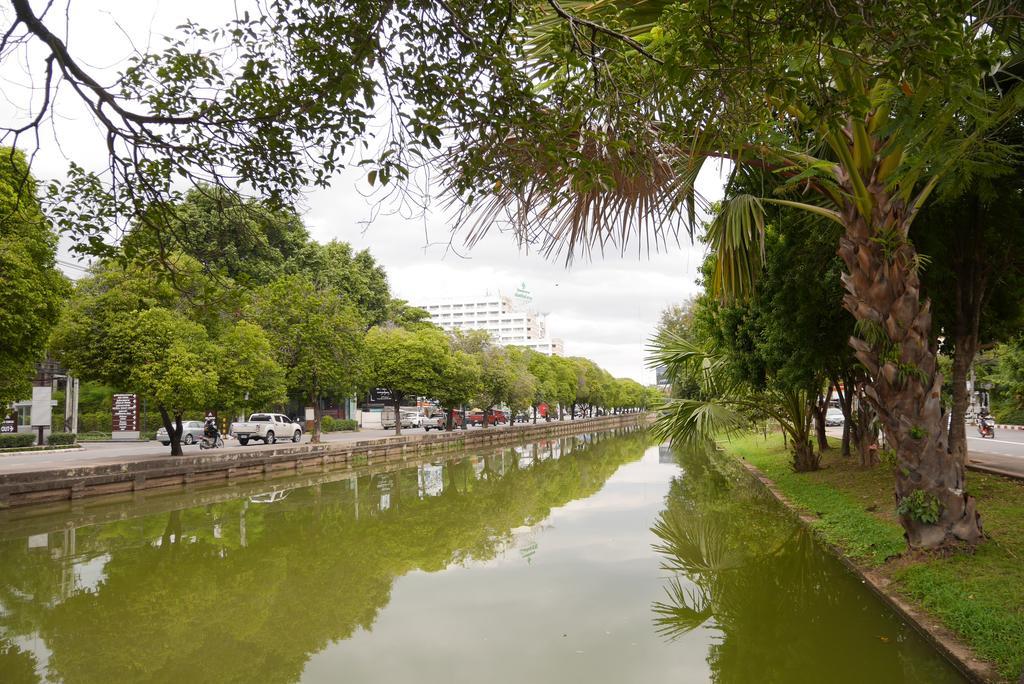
[301,166,721,382]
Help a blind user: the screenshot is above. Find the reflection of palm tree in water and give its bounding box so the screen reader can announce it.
[649,446,964,683]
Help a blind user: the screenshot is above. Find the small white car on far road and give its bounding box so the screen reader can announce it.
[825,408,845,427]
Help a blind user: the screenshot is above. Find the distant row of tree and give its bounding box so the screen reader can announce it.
[366,325,660,435]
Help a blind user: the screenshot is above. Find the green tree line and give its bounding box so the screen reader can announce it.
[3,168,659,453]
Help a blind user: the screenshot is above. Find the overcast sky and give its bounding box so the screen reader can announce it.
[3,1,724,383]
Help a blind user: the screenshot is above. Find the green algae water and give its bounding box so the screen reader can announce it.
[0,429,964,683]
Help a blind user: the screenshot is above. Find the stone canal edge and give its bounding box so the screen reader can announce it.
[0,413,654,510]
[732,456,999,684]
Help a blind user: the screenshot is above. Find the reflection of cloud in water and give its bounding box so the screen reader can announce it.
[73,553,110,593]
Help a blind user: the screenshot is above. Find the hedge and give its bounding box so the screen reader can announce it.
[47,432,77,446]
[321,416,358,432]
[0,432,36,448]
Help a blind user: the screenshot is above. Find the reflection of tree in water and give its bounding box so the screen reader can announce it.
[651,446,964,684]
[0,429,652,684]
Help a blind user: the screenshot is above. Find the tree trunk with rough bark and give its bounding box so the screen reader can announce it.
[836,173,982,549]
[850,390,879,467]
[792,440,819,472]
[948,337,975,465]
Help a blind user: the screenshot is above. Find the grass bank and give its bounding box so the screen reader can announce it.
[725,433,1024,682]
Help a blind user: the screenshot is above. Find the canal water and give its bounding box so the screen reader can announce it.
[0,429,964,683]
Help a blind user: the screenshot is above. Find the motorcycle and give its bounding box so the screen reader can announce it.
[977,416,996,439]
[199,434,224,449]
[199,424,224,449]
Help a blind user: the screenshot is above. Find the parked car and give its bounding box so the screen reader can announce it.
[467,409,508,426]
[381,410,419,430]
[156,420,205,446]
[825,408,845,427]
[424,410,465,431]
[230,413,302,446]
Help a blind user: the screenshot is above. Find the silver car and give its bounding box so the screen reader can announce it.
[156,420,206,446]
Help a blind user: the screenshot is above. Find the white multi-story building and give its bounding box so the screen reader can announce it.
[415,291,565,356]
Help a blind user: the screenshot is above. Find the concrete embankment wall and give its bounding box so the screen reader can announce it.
[0,414,651,511]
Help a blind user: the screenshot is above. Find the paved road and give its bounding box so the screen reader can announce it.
[965,427,1024,477]
[0,418,581,475]
[824,423,1024,479]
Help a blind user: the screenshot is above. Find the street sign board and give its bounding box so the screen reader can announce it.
[112,393,139,432]
[369,388,394,404]
[0,412,16,434]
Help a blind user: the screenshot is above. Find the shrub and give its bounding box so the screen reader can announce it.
[320,417,358,432]
[0,432,37,449]
[47,432,77,446]
[78,431,112,441]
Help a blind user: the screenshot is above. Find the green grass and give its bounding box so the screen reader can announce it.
[723,432,1024,681]
[725,433,906,565]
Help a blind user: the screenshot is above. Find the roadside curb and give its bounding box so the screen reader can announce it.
[0,446,84,456]
[993,424,1024,431]
[967,462,1024,483]
[732,456,999,684]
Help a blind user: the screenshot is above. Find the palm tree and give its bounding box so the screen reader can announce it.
[446,0,1024,548]
[649,333,820,471]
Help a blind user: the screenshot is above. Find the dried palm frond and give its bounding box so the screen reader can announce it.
[443,120,710,264]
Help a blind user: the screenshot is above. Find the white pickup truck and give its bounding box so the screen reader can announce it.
[230,413,302,446]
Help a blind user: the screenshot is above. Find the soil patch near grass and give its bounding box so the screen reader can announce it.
[724,433,1024,682]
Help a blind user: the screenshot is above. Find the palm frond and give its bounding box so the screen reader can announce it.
[651,577,713,640]
[705,194,765,301]
[652,511,740,576]
[446,124,709,264]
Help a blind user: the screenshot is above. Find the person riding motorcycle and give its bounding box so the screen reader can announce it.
[977,410,995,439]
[203,417,220,446]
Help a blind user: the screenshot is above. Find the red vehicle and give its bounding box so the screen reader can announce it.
[467,409,508,426]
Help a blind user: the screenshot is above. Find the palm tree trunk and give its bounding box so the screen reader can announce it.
[836,180,982,549]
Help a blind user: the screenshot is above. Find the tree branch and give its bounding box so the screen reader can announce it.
[10,0,198,127]
[546,0,663,65]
